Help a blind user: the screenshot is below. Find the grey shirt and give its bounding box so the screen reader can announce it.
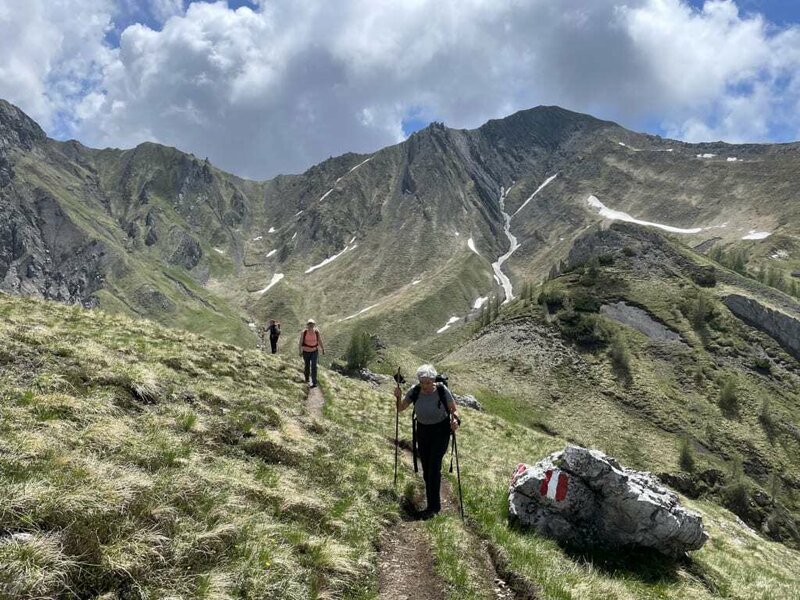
[405,383,455,425]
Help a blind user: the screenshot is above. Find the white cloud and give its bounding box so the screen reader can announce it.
[0,0,116,133]
[2,0,800,178]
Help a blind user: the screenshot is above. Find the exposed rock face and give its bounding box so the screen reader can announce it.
[600,301,684,343]
[723,294,800,360]
[0,190,107,306]
[508,446,708,557]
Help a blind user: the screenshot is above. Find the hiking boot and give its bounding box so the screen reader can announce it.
[309,383,317,388]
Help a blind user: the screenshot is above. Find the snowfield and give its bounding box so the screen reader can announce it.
[587,195,702,234]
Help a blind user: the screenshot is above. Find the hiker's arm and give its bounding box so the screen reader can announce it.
[318,332,325,355]
[298,333,303,356]
[394,386,411,412]
[445,390,460,431]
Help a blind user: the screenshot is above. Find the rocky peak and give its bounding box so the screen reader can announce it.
[0,99,47,151]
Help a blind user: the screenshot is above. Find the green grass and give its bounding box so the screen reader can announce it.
[2,291,800,598]
[0,293,398,598]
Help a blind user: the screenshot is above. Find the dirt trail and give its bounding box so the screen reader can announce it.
[377,440,522,600]
[306,385,325,418]
[305,386,525,599]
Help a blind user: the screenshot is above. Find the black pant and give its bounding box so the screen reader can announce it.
[270,335,279,354]
[416,418,451,513]
[303,350,318,385]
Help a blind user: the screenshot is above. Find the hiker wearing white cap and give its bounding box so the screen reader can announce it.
[299,319,325,387]
[394,363,459,517]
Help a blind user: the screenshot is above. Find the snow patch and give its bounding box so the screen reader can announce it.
[291,232,297,240]
[696,153,717,159]
[349,236,356,244]
[492,186,521,303]
[437,316,460,334]
[318,188,334,202]
[513,173,558,217]
[266,249,277,258]
[340,303,380,322]
[727,157,738,162]
[213,248,224,254]
[454,231,460,237]
[618,142,626,146]
[467,237,480,256]
[252,236,263,241]
[703,223,728,231]
[771,250,789,259]
[256,273,284,294]
[742,230,771,240]
[268,227,276,233]
[295,211,303,217]
[473,296,488,310]
[587,195,702,234]
[411,279,422,286]
[348,157,372,173]
[305,243,358,274]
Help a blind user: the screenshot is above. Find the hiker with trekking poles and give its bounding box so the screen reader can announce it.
[299,319,325,388]
[394,364,462,519]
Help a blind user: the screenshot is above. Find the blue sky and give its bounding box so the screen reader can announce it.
[2,0,800,178]
[688,0,800,24]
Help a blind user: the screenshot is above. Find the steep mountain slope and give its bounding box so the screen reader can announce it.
[439,223,800,548]
[1,99,799,352]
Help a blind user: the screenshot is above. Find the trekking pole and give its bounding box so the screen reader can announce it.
[392,367,404,488]
[452,418,465,521]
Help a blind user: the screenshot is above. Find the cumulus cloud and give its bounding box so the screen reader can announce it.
[0,0,116,133]
[2,0,800,178]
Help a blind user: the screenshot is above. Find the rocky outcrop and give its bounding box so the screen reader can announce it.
[453,393,484,411]
[600,301,684,343]
[723,294,800,360]
[508,446,708,557]
[0,190,107,306]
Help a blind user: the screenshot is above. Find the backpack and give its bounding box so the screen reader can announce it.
[409,375,450,473]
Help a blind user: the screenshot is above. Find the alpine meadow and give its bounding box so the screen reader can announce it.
[2,2,800,597]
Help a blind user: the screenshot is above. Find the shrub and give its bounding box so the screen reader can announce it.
[718,377,739,416]
[558,310,610,347]
[609,334,632,383]
[571,291,601,313]
[598,254,614,266]
[538,288,565,312]
[759,399,777,438]
[754,356,771,373]
[722,481,751,518]
[681,290,715,331]
[622,246,637,257]
[345,330,376,371]
[679,436,696,472]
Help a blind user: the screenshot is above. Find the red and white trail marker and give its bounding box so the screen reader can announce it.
[510,463,527,486]
[539,469,569,502]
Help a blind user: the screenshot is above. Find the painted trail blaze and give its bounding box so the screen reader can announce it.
[539,469,568,501]
[510,463,527,486]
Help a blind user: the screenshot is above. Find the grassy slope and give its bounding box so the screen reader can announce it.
[0,293,400,599]
[1,291,799,598]
[326,365,800,599]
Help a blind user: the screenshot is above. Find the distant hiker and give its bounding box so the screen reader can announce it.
[395,364,460,517]
[267,319,281,354]
[299,319,325,388]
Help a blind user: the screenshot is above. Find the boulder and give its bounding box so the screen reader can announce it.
[453,393,484,411]
[508,445,708,557]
